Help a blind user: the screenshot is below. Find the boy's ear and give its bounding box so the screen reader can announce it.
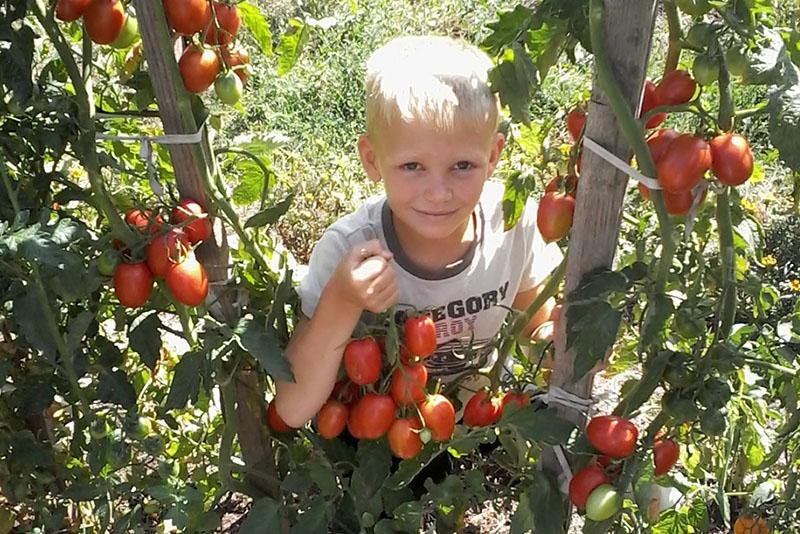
[487,132,505,176]
[357,134,382,183]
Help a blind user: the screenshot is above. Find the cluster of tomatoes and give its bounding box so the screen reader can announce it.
[569,415,680,522]
[55,0,140,49]
[266,314,530,460]
[102,198,212,309]
[163,0,249,106]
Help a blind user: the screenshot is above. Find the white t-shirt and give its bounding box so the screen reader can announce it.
[297,180,563,383]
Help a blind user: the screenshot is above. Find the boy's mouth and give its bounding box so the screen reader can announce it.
[416,209,456,217]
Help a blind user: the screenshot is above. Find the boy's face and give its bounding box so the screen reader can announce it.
[358,117,504,248]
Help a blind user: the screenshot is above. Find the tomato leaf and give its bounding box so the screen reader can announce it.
[488,41,538,125]
[502,170,530,231]
[164,351,203,410]
[384,444,438,490]
[641,293,675,346]
[307,458,338,497]
[482,5,537,56]
[238,2,273,56]
[97,369,136,408]
[502,406,577,445]
[244,194,294,229]
[13,287,57,363]
[0,14,34,104]
[567,300,622,381]
[615,350,671,417]
[276,18,309,76]
[768,68,800,171]
[239,497,282,534]
[352,441,390,518]
[129,313,162,370]
[234,316,294,381]
[527,471,566,534]
[568,268,629,303]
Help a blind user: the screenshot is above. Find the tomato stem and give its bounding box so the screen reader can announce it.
[663,0,683,74]
[716,42,735,131]
[714,189,737,340]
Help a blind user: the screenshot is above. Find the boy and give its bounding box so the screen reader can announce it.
[275,35,562,428]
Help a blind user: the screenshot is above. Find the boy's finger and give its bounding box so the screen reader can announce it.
[352,255,388,282]
[353,240,392,261]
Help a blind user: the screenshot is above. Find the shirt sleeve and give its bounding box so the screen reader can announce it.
[296,228,351,319]
[518,196,564,292]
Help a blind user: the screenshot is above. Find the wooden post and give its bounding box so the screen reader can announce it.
[132,0,276,498]
[542,0,658,478]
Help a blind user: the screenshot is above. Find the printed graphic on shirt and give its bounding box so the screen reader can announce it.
[425,338,495,377]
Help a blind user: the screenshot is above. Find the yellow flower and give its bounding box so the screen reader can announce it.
[68,166,84,179]
[761,255,777,268]
[790,279,800,293]
[740,198,756,214]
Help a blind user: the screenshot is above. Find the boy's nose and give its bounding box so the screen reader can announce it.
[424,175,453,203]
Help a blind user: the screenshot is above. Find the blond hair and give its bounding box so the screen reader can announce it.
[364,35,499,138]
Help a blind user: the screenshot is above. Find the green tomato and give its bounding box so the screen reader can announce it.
[686,24,714,49]
[692,54,719,86]
[96,249,120,277]
[214,71,243,106]
[111,16,139,49]
[726,48,749,77]
[700,409,726,436]
[673,309,705,339]
[585,484,622,522]
[109,441,132,469]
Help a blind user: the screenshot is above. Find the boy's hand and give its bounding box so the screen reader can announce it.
[329,240,397,314]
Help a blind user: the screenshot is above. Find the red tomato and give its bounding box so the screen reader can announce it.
[418,394,455,442]
[330,379,359,405]
[204,2,240,45]
[171,198,213,243]
[146,228,189,278]
[639,185,705,216]
[316,400,348,439]
[463,390,503,427]
[595,454,622,477]
[709,133,753,186]
[55,0,92,21]
[221,46,249,83]
[587,415,639,458]
[404,315,437,358]
[347,394,396,440]
[656,134,711,193]
[389,363,428,406]
[501,391,529,413]
[646,128,679,164]
[165,252,208,307]
[569,463,612,509]
[640,80,667,128]
[178,46,220,94]
[567,107,586,141]
[388,417,423,459]
[343,337,382,385]
[653,438,680,476]
[163,0,211,35]
[266,401,291,433]
[83,0,125,44]
[655,69,697,106]
[537,191,575,242]
[113,262,153,308]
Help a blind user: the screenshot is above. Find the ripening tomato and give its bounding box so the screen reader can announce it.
[55,0,92,21]
[83,0,125,44]
[96,248,120,277]
[347,393,396,440]
[316,400,348,439]
[163,0,211,35]
[331,379,359,405]
[733,515,769,534]
[113,262,153,308]
[266,401,291,433]
[587,415,639,458]
[585,484,622,522]
[343,337,382,385]
[655,69,697,106]
[404,315,437,358]
[569,463,612,509]
[537,191,575,243]
[500,391,529,413]
[418,394,455,442]
[388,417,423,459]
[389,363,428,406]
[656,134,711,193]
[178,46,220,94]
[566,107,586,141]
[640,80,667,128]
[165,252,208,307]
[204,2,241,45]
[653,438,680,476]
[646,128,679,164]
[709,133,753,186]
[171,198,212,243]
[463,390,503,427]
[110,15,138,49]
[146,228,189,278]
[639,185,705,216]
[215,70,243,106]
[125,208,163,234]
[221,46,249,83]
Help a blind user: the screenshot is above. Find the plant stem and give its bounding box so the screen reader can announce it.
[714,189,737,340]
[0,155,20,215]
[743,357,797,377]
[664,0,683,73]
[717,44,735,131]
[588,0,675,292]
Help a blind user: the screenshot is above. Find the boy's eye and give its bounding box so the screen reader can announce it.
[454,161,473,171]
[402,162,420,171]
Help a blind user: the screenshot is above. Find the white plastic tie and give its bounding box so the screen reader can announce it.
[540,385,594,414]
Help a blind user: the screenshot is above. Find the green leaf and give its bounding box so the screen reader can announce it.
[13,287,57,362]
[276,18,309,76]
[501,406,576,445]
[509,488,535,534]
[389,501,422,534]
[384,445,438,490]
[566,301,622,381]
[164,351,202,410]
[527,471,566,533]
[615,350,670,417]
[239,497,282,534]
[768,67,800,171]
[745,29,786,85]
[488,42,538,124]
[568,268,629,303]
[307,459,338,497]
[0,20,34,103]
[355,440,391,495]
[641,293,675,346]
[97,369,136,408]
[502,171,529,231]
[482,5,537,56]
[238,2,273,56]
[129,313,161,369]
[244,194,294,229]
[526,18,568,81]
[290,498,331,534]
[62,482,102,502]
[65,311,94,357]
[234,316,294,381]
[447,427,495,457]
